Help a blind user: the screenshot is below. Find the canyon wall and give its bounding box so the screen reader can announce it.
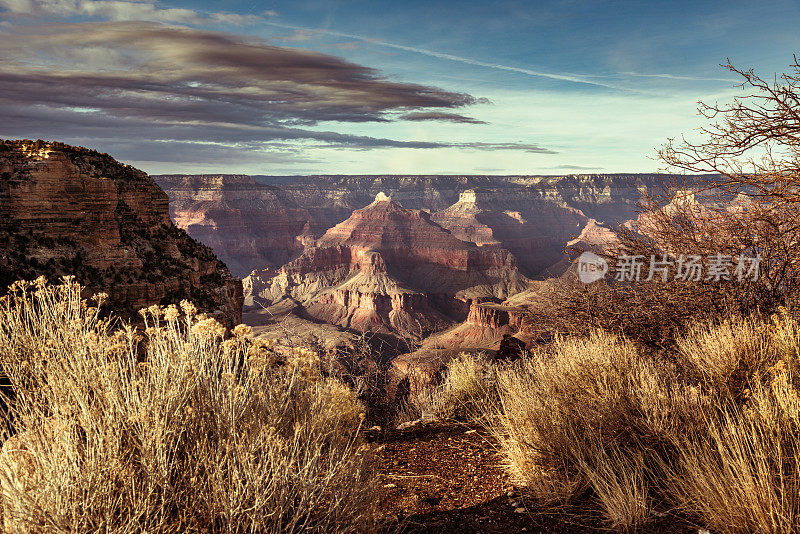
[0,140,243,324]
[150,171,713,379]
[245,193,529,339]
[153,174,312,277]
[157,173,703,278]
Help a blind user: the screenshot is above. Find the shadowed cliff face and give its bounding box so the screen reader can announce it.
[0,140,243,325]
[431,188,592,275]
[154,174,313,277]
[156,173,702,278]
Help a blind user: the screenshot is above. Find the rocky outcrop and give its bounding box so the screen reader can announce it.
[567,219,618,251]
[0,140,243,324]
[245,193,529,339]
[466,301,525,331]
[399,298,529,363]
[431,188,593,275]
[430,189,501,247]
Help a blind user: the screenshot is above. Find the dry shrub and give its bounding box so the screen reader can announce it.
[664,381,800,534]
[401,352,499,425]
[770,306,800,374]
[493,310,800,532]
[676,314,772,396]
[662,309,800,534]
[492,331,703,530]
[0,277,378,533]
[573,443,649,533]
[547,276,741,349]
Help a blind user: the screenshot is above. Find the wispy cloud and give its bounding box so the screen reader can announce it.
[0,21,551,160]
[331,41,360,51]
[274,28,317,42]
[400,111,486,124]
[263,21,631,90]
[453,142,554,153]
[548,164,601,170]
[619,71,737,83]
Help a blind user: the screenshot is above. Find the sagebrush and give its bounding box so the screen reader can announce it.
[443,313,800,533]
[0,277,378,533]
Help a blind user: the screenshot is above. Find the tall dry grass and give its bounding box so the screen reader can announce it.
[399,352,499,425]
[492,331,699,530]
[0,277,378,533]
[661,309,800,534]
[676,315,773,396]
[484,312,800,532]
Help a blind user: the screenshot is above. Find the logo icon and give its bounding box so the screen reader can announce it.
[577,251,608,283]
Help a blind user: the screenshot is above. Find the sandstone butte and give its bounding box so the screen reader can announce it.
[244,192,530,340]
[430,187,592,275]
[0,140,243,325]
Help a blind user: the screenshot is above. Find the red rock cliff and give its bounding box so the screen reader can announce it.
[154,174,313,277]
[0,140,243,324]
[156,173,693,278]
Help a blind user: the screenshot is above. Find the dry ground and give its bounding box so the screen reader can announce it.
[366,421,698,534]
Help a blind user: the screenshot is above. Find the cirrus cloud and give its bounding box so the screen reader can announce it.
[400,111,487,124]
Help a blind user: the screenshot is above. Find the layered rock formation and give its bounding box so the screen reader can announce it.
[157,173,703,278]
[148,171,721,393]
[430,189,501,247]
[431,188,592,275]
[0,140,242,324]
[245,193,529,339]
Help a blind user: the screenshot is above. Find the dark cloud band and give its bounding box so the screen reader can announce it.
[0,20,553,162]
[399,111,487,124]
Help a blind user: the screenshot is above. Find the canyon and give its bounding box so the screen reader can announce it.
[0,140,243,324]
[245,192,528,341]
[154,174,312,277]
[155,172,707,364]
[155,173,698,278]
[0,145,714,386]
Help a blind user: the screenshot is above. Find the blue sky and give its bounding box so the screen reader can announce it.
[0,0,798,174]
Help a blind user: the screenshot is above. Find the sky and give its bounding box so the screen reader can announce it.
[0,0,798,175]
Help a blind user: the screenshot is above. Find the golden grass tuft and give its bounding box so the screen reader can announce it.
[481,313,800,532]
[676,314,772,395]
[401,352,499,425]
[0,277,378,533]
[491,331,688,526]
[661,309,800,534]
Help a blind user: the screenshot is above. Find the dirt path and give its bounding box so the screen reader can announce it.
[368,421,578,533]
[367,421,697,533]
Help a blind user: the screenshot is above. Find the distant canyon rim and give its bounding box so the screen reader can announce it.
[154,173,689,279]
